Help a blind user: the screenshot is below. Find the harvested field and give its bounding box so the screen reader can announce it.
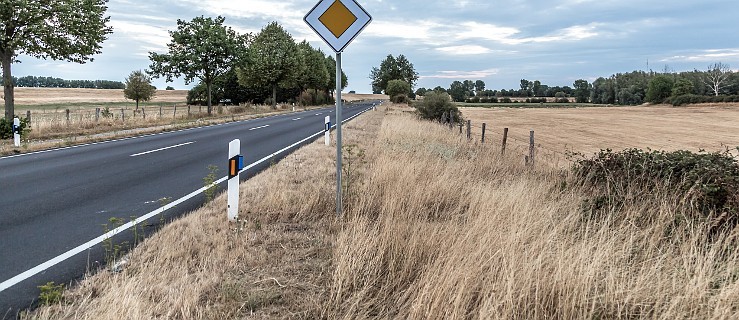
[460,104,739,157]
[13,88,187,107]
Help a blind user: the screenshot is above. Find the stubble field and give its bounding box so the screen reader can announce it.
[460,104,739,158]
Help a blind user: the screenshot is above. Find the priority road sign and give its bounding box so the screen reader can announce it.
[304,0,372,53]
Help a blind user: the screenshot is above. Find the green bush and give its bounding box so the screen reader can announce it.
[571,148,739,232]
[0,116,31,140]
[671,94,739,106]
[391,94,410,104]
[415,91,460,123]
[501,97,512,103]
[386,79,411,98]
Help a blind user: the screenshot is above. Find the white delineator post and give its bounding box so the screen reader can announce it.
[227,139,241,222]
[13,116,20,147]
[325,115,331,146]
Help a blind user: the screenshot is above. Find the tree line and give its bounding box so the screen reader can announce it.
[416,63,739,105]
[11,76,125,89]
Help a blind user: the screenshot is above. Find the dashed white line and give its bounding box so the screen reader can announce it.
[130,141,195,157]
[249,125,270,131]
[292,118,302,121]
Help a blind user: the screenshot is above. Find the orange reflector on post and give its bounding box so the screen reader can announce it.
[229,159,237,178]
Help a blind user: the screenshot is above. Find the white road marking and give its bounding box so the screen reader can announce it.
[130,141,195,157]
[292,118,302,121]
[0,107,373,293]
[249,125,270,131]
[315,113,322,116]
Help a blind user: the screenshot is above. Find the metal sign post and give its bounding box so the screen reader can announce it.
[227,139,244,222]
[12,116,20,147]
[305,0,372,218]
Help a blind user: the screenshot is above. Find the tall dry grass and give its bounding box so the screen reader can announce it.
[23,105,739,319]
[328,110,739,319]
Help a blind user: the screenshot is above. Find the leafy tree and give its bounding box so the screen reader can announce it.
[324,54,348,97]
[646,75,674,103]
[474,80,486,95]
[591,77,616,104]
[415,91,460,123]
[1,0,113,119]
[671,78,693,97]
[296,41,329,99]
[386,79,410,100]
[462,80,475,98]
[448,81,467,102]
[520,79,532,97]
[149,16,245,115]
[166,86,175,90]
[573,79,591,103]
[432,86,447,93]
[703,62,731,96]
[237,22,299,109]
[369,54,418,93]
[123,70,156,110]
[415,87,428,97]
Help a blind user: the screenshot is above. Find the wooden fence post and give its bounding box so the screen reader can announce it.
[159,106,163,119]
[174,105,177,118]
[142,107,146,120]
[95,108,100,122]
[481,123,486,143]
[65,109,70,125]
[466,120,471,140]
[529,130,535,167]
[121,108,125,122]
[502,128,509,155]
[459,123,463,135]
[188,106,191,117]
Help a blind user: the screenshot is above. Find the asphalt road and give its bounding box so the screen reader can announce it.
[0,102,376,317]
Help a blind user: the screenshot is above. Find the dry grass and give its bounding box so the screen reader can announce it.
[13,88,187,106]
[460,104,739,157]
[24,104,739,319]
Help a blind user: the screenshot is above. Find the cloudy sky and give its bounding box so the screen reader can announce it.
[13,0,739,93]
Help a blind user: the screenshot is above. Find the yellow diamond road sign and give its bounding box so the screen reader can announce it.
[305,0,372,53]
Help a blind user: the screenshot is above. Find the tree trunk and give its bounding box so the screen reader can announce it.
[2,53,14,120]
[136,99,139,110]
[207,82,213,115]
[272,84,277,110]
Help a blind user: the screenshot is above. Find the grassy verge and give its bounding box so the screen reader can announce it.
[23,104,739,319]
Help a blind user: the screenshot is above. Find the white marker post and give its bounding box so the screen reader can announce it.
[227,139,244,222]
[12,116,20,147]
[305,0,372,218]
[325,115,331,146]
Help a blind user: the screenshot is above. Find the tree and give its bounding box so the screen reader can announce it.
[519,79,532,97]
[672,78,693,97]
[646,75,674,103]
[296,41,329,105]
[386,79,410,100]
[532,80,542,97]
[703,62,731,96]
[124,70,156,110]
[573,79,591,103]
[325,54,347,97]
[1,0,112,120]
[474,80,486,95]
[149,16,244,115]
[415,87,428,97]
[448,81,467,102]
[237,22,300,109]
[369,54,418,93]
